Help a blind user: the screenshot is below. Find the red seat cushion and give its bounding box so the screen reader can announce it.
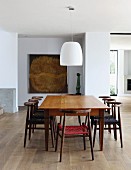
[58,123,89,135]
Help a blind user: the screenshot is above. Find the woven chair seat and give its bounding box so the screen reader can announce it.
[58,123,89,135]
[33,112,44,119]
[27,118,45,124]
[104,117,118,124]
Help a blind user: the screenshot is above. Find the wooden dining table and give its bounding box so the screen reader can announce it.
[39,95,110,151]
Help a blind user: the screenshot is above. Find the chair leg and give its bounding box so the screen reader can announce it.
[113,124,117,140]
[78,116,81,125]
[50,120,54,148]
[89,128,94,160]
[32,125,34,133]
[108,124,111,133]
[60,116,62,123]
[90,139,94,160]
[60,133,64,162]
[60,115,65,162]
[32,124,36,133]
[93,120,97,147]
[54,116,58,139]
[24,124,28,147]
[83,135,86,150]
[52,116,56,139]
[85,116,88,125]
[90,116,94,129]
[55,124,59,152]
[119,123,123,148]
[29,124,32,140]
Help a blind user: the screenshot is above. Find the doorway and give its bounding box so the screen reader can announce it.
[110,50,118,96]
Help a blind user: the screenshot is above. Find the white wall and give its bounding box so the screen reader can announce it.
[124,50,131,75]
[68,36,84,94]
[117,50,124,95]
[0,29,18,111]
[18,37,83,105]
[84,32,110,97]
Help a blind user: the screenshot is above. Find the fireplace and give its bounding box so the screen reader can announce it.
[124,75,131,94]
[127,79,131,90]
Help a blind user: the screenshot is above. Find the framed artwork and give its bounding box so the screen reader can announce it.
[29,54,67,93]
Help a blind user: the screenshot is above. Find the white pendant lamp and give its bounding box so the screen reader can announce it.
[60,41,82,66]
[60,7,83,66]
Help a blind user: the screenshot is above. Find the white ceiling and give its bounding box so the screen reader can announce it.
[0,0,131,37]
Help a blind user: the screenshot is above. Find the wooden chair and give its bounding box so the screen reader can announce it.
[55,109,94,162]
[93,101,123,148]
[29,98,57,138]
[90,96,115,128]
[24,101,54,148]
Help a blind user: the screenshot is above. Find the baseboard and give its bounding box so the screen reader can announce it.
[18,106,26,111]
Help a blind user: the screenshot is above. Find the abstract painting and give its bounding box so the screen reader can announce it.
[29,54,67,93]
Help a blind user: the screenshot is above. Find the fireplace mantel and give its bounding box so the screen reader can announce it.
[124,75,131,94]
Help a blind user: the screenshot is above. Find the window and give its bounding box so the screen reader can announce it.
[110,50,118,96]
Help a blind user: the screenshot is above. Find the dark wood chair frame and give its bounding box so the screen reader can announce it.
[29,98,57,139]
[93,101,123,148]
[91,97,116,128]
[55,109,94,162]
[24,101,54,148]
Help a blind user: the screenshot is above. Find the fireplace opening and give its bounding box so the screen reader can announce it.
[127,79,131,90]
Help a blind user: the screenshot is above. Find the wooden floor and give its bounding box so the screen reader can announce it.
[0,96,131,170]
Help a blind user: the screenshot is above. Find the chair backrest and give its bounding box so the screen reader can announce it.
[28,98,39,111]
[24,101,36,120]
[60,109,91,127]
[106,101,122,119]
[104,98,116,103]
[99,96,111,99]
[104,98,116,114]
[99,96,111,104]
[59,109,91,116]
[32,96,43,100]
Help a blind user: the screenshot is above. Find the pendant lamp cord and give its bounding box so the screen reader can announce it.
[68,6,74,42]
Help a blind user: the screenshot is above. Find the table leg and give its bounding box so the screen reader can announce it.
[99,109,104,151]
[44,109,49,151]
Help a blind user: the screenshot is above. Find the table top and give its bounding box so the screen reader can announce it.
[39,95,109,110]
